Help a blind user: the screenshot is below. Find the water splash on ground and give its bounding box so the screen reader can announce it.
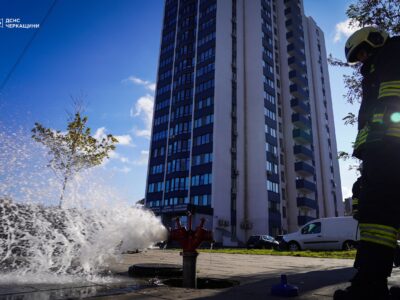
[0,125,167,283]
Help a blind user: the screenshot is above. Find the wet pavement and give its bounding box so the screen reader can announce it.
[0,275,152,300]
[2,249,400,299]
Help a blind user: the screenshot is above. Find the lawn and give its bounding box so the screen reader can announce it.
[197,248,357,259]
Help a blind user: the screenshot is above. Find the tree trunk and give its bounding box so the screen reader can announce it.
[59,175,68,208]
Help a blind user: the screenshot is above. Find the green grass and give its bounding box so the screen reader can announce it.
[197,248,357,259]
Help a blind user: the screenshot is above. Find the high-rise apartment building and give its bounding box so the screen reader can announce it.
[145,0,343,246]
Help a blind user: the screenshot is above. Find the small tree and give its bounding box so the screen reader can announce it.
[32,113,118,207]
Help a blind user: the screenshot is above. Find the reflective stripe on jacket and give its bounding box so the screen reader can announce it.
[360,223,398,248]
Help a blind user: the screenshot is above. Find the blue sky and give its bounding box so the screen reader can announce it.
[0,0,360,203]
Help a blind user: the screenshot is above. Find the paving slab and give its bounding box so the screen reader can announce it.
[2,249,400,299]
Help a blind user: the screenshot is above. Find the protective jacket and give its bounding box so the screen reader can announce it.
[353,36,400,159]
[351,177,361,220]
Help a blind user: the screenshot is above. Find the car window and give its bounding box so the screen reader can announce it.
[301,222,321,234]
[265,235,274,241]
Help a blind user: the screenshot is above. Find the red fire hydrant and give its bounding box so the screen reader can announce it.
[169,213,213,288]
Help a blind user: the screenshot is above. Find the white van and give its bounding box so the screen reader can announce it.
[282,217,359,251]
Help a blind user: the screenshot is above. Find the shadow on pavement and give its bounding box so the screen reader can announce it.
[195,267,356,299]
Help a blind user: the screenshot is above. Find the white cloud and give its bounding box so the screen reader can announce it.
[134,128,152,138]
[123,76,156,92]
[132,150,149,166]
[131,94,154,139]
[94,127,134,147]
[119,156,129,163]
[93,127,106,141]
[106,148,148,167]
[100,149,124,167]
[113,166,132,173]
[334,19,361,43]
[114,135,132,146]
[108,151,130,164]
[108,151,119,160]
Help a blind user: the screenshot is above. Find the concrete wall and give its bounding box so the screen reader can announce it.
[212,0,234,243]
[243,0,270,239]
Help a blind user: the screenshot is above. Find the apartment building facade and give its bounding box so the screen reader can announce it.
[145,0,343,246]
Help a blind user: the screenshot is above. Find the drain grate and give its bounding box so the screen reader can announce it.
[128,263,183,277]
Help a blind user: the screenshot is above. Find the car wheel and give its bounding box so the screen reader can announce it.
[288,241,300,251]
[342,240,355,250]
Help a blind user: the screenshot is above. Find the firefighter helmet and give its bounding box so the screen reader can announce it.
[345,26,389,63]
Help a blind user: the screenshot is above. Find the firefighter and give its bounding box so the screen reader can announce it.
[351,176,361,221]
[334,27,400,299]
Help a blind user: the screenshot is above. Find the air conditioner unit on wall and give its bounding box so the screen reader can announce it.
[218,219,230,227]
[240,220,253,230]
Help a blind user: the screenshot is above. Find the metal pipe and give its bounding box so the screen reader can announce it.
[181,251,199,288]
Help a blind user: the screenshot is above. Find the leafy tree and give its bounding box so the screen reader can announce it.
[32,113,118,207]
[330,0,400,156]
[347,0,400,35]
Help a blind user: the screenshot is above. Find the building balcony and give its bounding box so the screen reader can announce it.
[284,7,291,16]
[269,210,282,223]
[292,113,311,129]
[262,40,273,54]
[287,44,306,61]
[298,215,315,226]
[293,128,313,145]
[284,2,301,18]
[285,19,292,27]
[261,10,271,23]
[290,98,310,115]
[288,56,306,73]
[284,0,301,14]
[261,0,269,11]
[263,51,273,64]
[290,84,309,100]
[297,197,318,210]
[293,144,314,160]
[296,178,316,193]
[286,29,304,44]
[285,17,303,29]
[262,24,272,35]
[295,161,315,177]
[289,70,307,86]
[288,35,305,49]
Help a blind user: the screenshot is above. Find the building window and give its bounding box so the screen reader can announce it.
[264,107,276,120]
[267,180,279,193]
[264,91,275,104]
[191,173,212,186]
[191,194,211,206]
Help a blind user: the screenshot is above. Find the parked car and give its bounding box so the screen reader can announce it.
[281,216,359,251]
[246,235,280,249]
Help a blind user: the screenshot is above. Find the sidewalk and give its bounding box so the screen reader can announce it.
[103,249,356,300]
[2,249,400,299]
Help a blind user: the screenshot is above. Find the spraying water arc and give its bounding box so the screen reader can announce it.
[0,125,167,284]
